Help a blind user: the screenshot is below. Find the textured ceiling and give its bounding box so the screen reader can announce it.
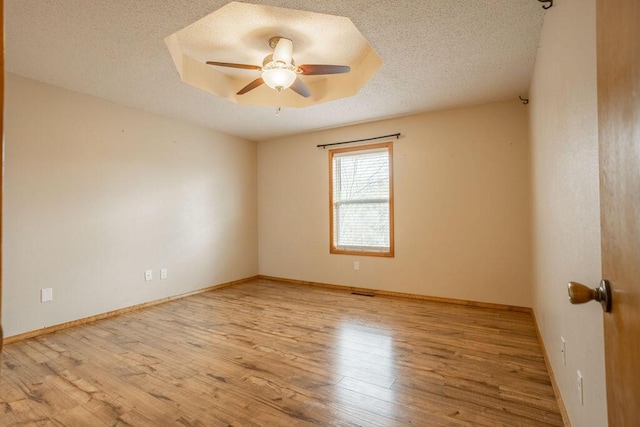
[5,1,545,142]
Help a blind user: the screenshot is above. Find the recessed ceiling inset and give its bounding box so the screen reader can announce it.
[165,2,382,108]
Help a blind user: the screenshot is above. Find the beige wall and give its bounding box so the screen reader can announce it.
[258,100,532,307]
[529,0,607,425]
[2,74,258,337]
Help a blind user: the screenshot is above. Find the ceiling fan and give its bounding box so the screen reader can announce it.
[206,37,351,98]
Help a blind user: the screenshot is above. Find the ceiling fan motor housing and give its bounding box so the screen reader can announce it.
[270,37,294,66]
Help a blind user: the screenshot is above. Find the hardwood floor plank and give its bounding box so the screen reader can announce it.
[1,278,562,426]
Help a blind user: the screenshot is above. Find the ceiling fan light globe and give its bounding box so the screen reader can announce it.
[262,68,297,90]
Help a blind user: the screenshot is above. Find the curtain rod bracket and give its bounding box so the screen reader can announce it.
[538,0,552,9]
[317,133,401,149]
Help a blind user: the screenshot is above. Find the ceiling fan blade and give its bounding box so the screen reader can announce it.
[206,61,262,71]
[298,64,351,75]
[289,77,311,98]
[237,77,265,95]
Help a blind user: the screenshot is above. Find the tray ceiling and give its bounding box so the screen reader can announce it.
[166,2,382,107]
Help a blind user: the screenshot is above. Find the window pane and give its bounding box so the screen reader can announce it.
[335,201,390,249]
[334,151,389,203]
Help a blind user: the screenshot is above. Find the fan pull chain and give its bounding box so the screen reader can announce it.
[275,88,282,118]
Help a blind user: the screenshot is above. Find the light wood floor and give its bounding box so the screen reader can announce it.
[0,279,562,426]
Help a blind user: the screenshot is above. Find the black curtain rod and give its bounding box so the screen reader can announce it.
[317,133,401,149]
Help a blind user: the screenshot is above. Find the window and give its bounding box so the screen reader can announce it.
[329,142,394,257]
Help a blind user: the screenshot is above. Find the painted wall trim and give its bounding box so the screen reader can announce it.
[258,275,532,313]
[2,276,259,345]
[532,310,572,427]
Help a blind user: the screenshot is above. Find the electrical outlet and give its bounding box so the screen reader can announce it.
[561,337,566,366]
[577,371,584,405]
[41,288,53,303]
[161,268,168,280]
[354,261,360,271]
[145,269,153,281]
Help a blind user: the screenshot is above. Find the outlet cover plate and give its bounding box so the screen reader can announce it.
[577,370,584,405]
[41,288,53,303]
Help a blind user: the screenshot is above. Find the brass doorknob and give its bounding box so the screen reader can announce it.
[567,280,612,313]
